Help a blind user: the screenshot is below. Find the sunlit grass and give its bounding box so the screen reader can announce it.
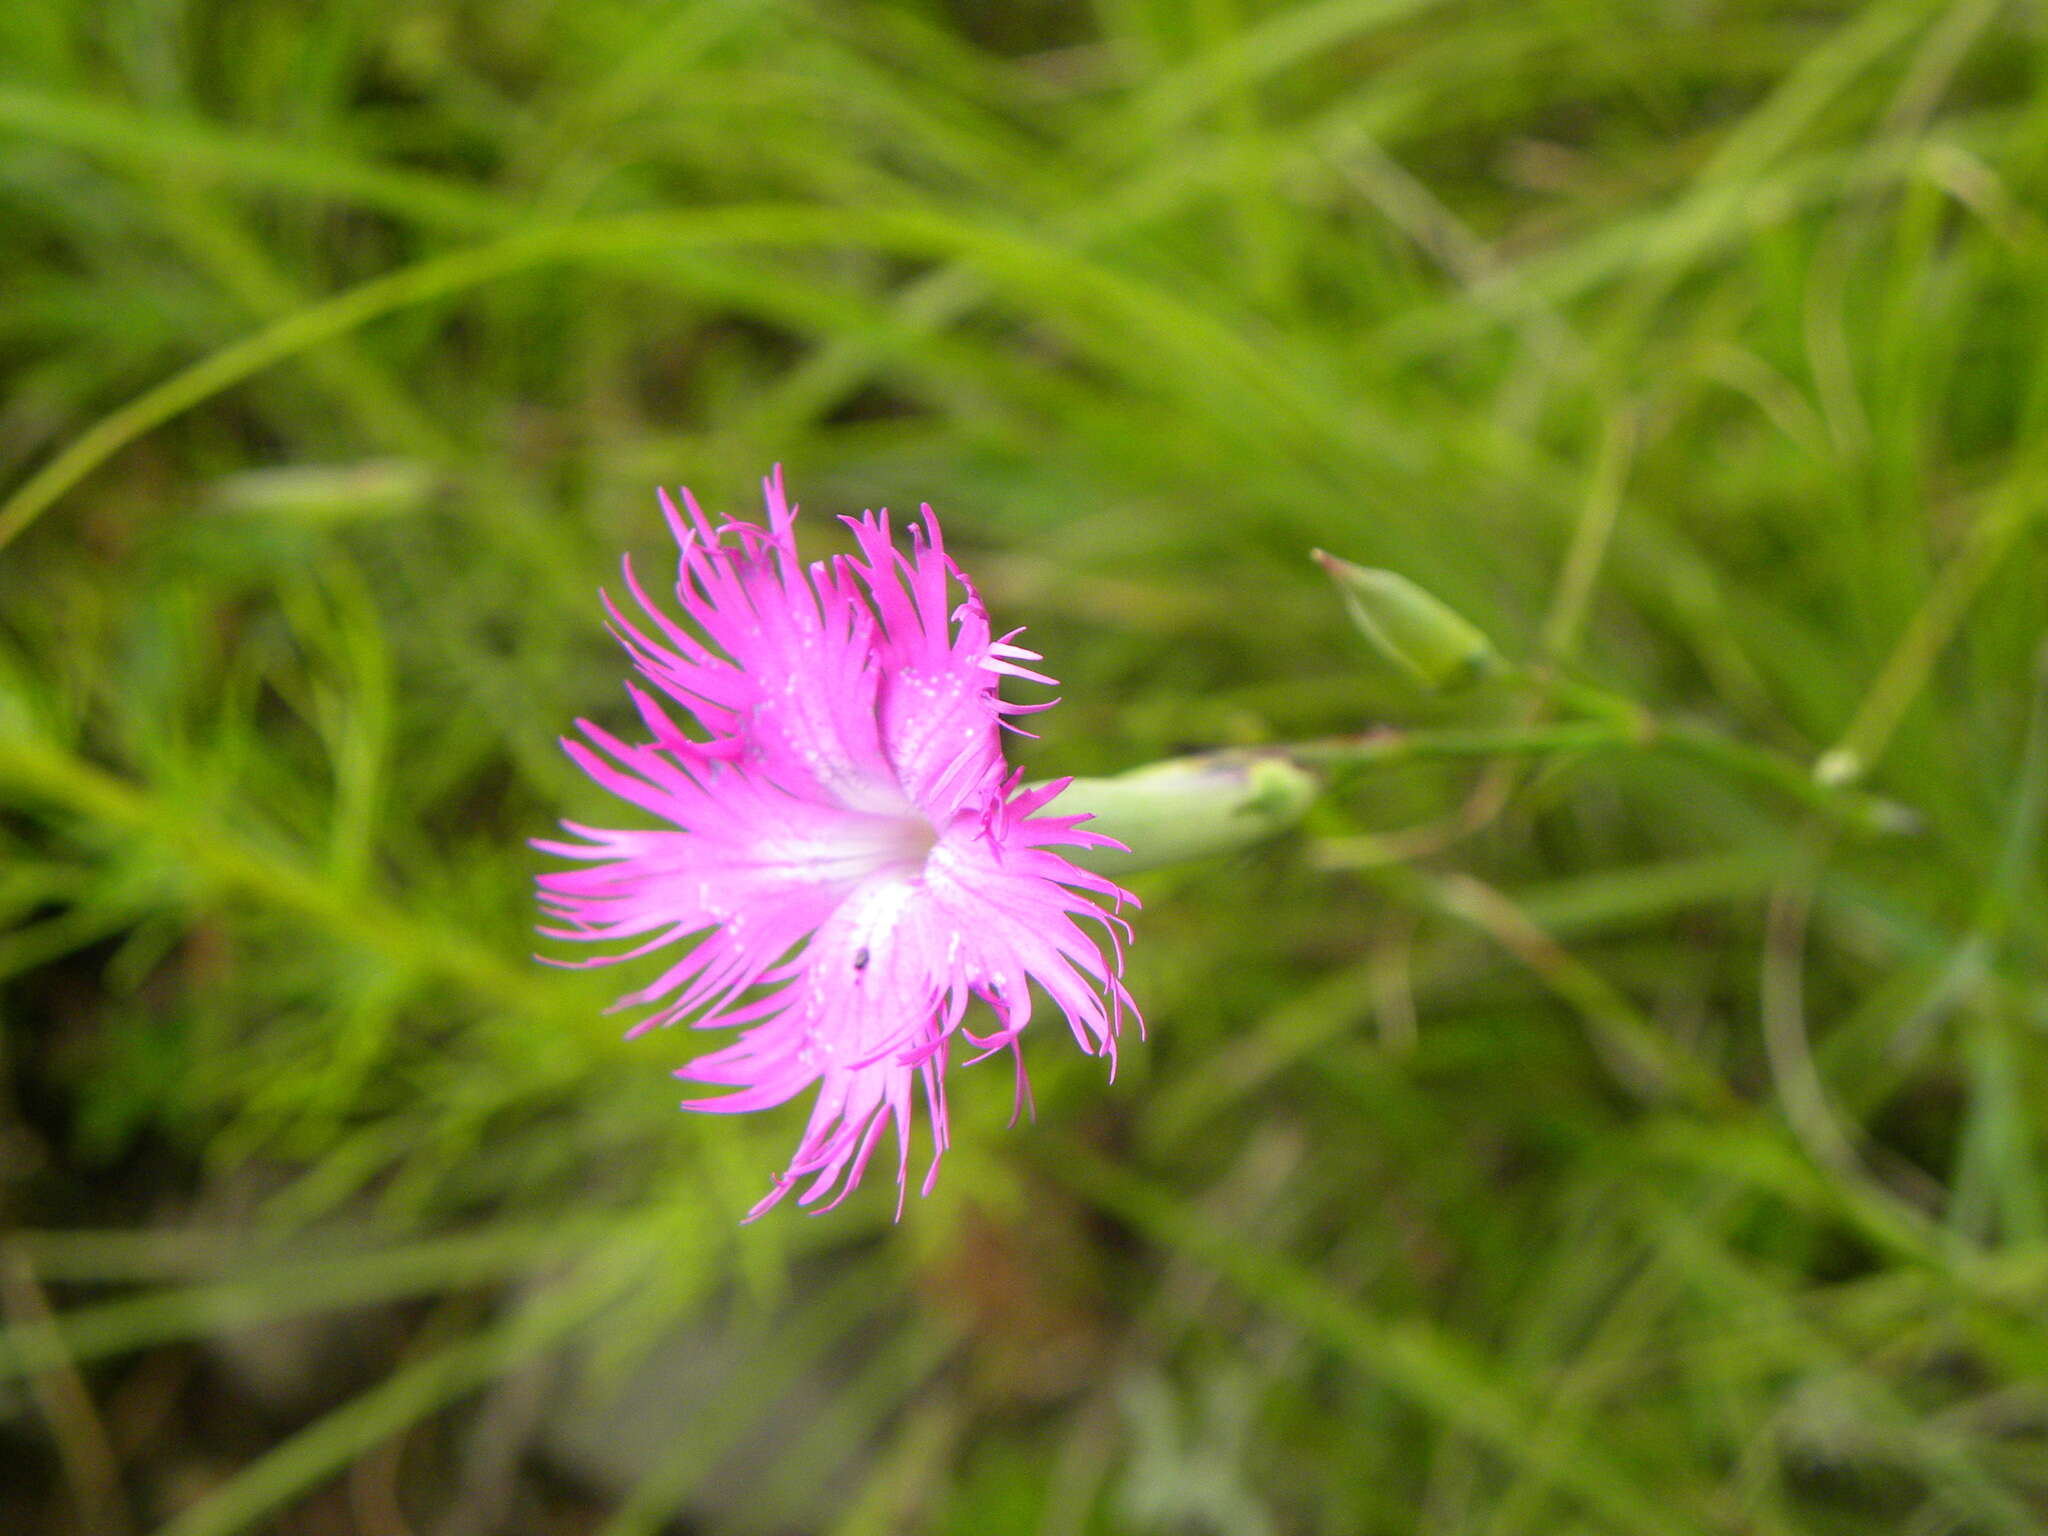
[5,0,2048,1531]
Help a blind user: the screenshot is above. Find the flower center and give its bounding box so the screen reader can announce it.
[812,807,940,886]
[879,812,940,874]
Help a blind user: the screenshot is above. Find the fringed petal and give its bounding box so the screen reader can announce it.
[537,470,1140,1219]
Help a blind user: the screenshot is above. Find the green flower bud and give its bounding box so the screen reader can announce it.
[1046,752,1321,877]
[1313,550,1500,692]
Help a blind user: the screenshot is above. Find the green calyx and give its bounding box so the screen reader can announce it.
[1314,550,1500,692]
[1046,752,1322,877]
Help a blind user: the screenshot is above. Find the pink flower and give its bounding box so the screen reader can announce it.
[537,469,1137,1218]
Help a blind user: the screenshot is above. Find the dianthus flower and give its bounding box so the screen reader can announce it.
[537,470,1137,1217]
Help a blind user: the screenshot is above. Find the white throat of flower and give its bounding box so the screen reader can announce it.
[797,805,940,888]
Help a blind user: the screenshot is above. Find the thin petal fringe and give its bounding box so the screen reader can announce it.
[538,472,1141,1219]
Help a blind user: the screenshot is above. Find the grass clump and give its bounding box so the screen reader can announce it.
[6,1,2048,1532]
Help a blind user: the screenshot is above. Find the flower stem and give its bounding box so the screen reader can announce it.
[1285,696,1912,836]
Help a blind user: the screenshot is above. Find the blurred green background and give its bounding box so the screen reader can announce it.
[5,0,2048,1531]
